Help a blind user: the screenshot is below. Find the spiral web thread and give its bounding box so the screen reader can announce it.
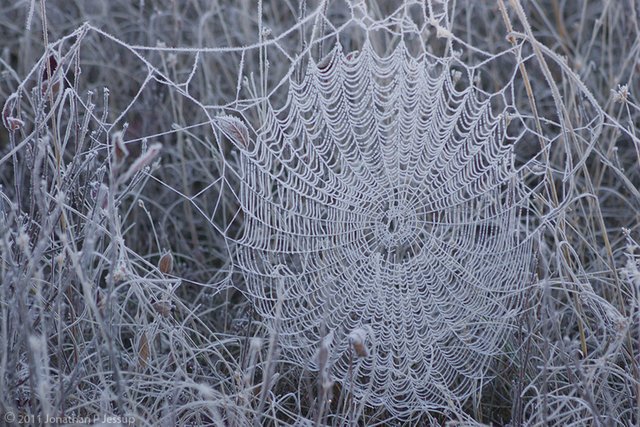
[226,28,535,415]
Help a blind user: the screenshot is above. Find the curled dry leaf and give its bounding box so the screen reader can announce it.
[2,93,20,131]
[216,115,251,149]
[5,117,24,132]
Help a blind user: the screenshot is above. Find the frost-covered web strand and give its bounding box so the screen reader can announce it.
[227,40,533,417]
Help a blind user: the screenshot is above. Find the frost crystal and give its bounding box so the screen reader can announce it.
[229,41,533,416]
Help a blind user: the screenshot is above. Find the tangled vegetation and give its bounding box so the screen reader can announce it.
[1,1,639,425]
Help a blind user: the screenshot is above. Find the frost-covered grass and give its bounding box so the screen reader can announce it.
[1,1,639,425]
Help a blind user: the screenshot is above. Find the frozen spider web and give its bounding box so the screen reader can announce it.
[1,0,622,423]
[221,36,535,416]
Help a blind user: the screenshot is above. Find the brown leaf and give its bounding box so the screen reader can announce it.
[42,54,59,81]
[40,54,62,97]
[158,251,173,275]
[217,115,251,149]
[152,301,173,317]
[138,331,150,368]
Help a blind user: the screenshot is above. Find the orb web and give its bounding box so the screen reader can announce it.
[227,40,533,416]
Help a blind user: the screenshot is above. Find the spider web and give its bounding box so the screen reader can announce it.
[2,0,608,421]
[224,32,534,414]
